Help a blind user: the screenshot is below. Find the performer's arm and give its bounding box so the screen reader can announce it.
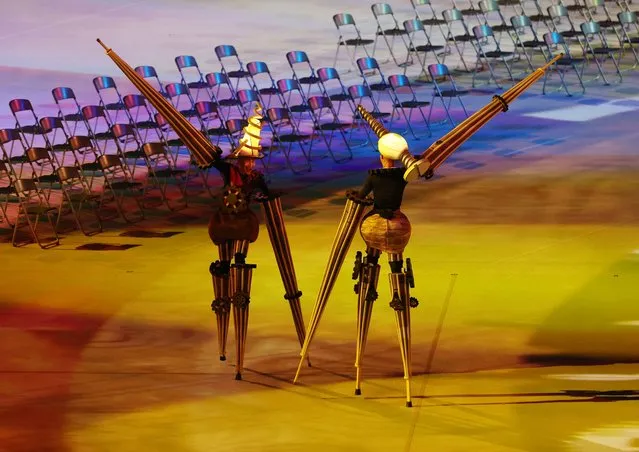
[211,159,232,185]
[254,172,270,196]
[357,175,374,199]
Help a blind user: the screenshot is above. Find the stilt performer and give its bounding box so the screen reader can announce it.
[96,40,308,380]
[293,54,564,407]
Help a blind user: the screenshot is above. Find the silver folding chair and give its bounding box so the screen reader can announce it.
[387,74,433,139]
[92,76,127,124]
[427,63,470,126]
[577,21,623,84]
[307,96,353,163]
[471,24,516,88]
[442,8,478,72]
[140,142,188,211]
[371,3,413,66]
[265,107,312,175]
[541,31,587,95]
[51,87,87,137]
[205,72,245,122]
[403,18,446,78]
[333,13,375,72]
[12,178,60,249]
[55,165,102,236]
[175,55,211,103]
[286,50,322,98]
[98,154,144,224]
[613,11,639,70]
[214,45,252,92]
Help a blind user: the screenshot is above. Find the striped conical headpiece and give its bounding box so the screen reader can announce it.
[227,103,264,159]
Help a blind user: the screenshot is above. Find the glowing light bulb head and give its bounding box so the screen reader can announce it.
[378,133,409,160]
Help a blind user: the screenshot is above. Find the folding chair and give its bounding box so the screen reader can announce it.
[0,161,15,227]
[348,84,391,148]
[39,116,75,167]
[333,13,375,72]
[82,105,116,158]
[134,65,168,99]
[307,96,353,163]
[11,178,59,249]
[387,74,433,139]
[214,45,252,91]
[246,61,281,110]
[276,78,311,128]
[175,55,211,103]
[55,165,102,236]
[205,72,244,121]
[451,0,483,21]
[541,31,587,95]
[110,123,147,177]
[411,0,448,33]
[286,50,322,98]
[9,99,42,149]
[92,76,127,124]
[265,107,312,175]
[356,57,392,104]
[98,154,144,223]
[236,89,263,119]
[547,4,585,41]
[427,63,471,126]
[478,0,518,48]
[471,24,516,88]
[122,94,160,143]
[442,8,478,72]
[510,15,547,73]
[615,11,639,70]
[371,3,413,66]
[403,18,446,77]
[193,102,231,148]
[578,21,623,84]
[584,0,620,29]
[0,128,29,179]
[165,83,200,121]
[68,135,104,190]
[562,0,591,17]
[225,118,250,150]
[516,0,553,31]
[317,67,357,118]
[141,142,188,211]
[51,87,87,136]
[25,146,59,201]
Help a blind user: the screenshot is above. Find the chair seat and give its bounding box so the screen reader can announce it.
[22,204,58,215]
[35,173,59,183]
[134,120,158,129]
[370,82,389,91]
[529,14,552,22]
[413,44,445,53]
[0,185,14,195]
[94,131,114,140]
[492,25,515,33]
[396,100,430,108]
[123,149,145,159]
[153,168,186,178]
[105,102,126,111]
[555,57,585,65]
[299,75,320,85]
[277,133,311,143]
[435,89,469,97]
[589,47,621,54]
[290,104,311,113]
[205,127,228,136]
[451,34,475,42]
[259,87,279,95]
[52,143,72,151]
[378,28,407,36]
[227,70,250,78]
[565,4,587,10]
[218,98,241,107]
[81,161,102,171]
[329,93,352,102]
[598,20,619,28]
[422,18,446,26]
[187,81,209,90]
[625,36,639,44]
[179,108,199,117]
[484,50,513,58]
[9,154,29,164]
[17,124,41,134]
[342,38,375,46]
[522,39,544,48]
[315,122,350,131]
[461,7,480,15]
[67,192,101,202]
[110,180,142,190]
[63,113,84,122]
[560,30,583,38]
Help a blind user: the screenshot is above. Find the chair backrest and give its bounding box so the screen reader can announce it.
[480,0,500,14]
[135,65,159,78]
[357,57,381,73]
[348,84,374,99]
[9,99,33,114]
[0,128,22,144]
[93,76,117,91]
[308,96,333,110]
[98,154,123,171]
[286,51,310,65]
[69,135,93,151]
[543,31,566,46]
[26,146,50,163]
[333,13,356,28]
[428,63,451,78]
[266,107,291,123]
[403,18,425,33]
[175,55,199,69]
[14,178,38,194]
[165,83,190,98]
[215,44,239,59]
[82,105,107,121]
[388,74,412,89]
[123,94,147,109]
[247,61,270,76]
[510,14,532,28]
[580,21,601,35]
[226,118,247,134]
[142,142,166,157]
[277,78,301,93]
[56,165,82,183]
[372,3,394,17]
[52,87,76,101]
[618,11,637,24]
[317,67,341,82]
[547,4,569,19]
[39,117,65,133]
[443,8,464,22]
[206,72,231,87]
[473,24,494,39]
[111,123,136,138]
[195,101,219,116]
[237,89,260,105]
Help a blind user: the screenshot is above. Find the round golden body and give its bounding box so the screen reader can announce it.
[359,211,412,254]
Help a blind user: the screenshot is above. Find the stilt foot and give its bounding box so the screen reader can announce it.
[406,401,413,408]
[235,372,242,381]
[355,388,362,396]
[219,355,226,361]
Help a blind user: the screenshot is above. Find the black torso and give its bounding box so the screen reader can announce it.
[357,167,407,216]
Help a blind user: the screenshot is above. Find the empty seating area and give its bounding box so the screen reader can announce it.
[1,0,638,249]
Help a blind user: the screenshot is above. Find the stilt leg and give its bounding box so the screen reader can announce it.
[210,241,234,361]
[230,241,255,381]
[353,247,381,396]
[388,253,419,408]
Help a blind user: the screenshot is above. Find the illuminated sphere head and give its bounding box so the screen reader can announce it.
[378,132,409,161]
